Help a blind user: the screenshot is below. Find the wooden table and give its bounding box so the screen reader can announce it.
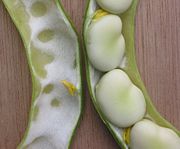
[0,0,180,148]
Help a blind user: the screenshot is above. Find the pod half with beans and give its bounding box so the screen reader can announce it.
[83,0,180,148]
[2,0,82,148]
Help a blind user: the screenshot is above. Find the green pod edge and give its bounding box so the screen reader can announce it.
[83,0,180,148]
[2,0,84,148]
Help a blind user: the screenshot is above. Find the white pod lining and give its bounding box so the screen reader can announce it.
[2,0,82,148]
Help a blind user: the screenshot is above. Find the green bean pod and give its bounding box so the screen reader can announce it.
[83,0,180,148]
[2,0,82,148]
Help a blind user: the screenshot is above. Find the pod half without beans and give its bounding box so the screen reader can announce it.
[83,0,180,148]
[2,0,82,148]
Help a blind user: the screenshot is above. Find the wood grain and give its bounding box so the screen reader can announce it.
[0,0,179,148]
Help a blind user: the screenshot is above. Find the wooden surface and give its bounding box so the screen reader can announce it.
[0,0,180,148]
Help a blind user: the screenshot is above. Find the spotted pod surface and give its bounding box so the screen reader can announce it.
[83,0,180,148]
[2,0,82,148]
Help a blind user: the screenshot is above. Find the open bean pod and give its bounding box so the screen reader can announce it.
[83,0,180,148]
[2,0,82,148]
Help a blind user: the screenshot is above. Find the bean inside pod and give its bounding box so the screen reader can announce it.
[2,0,82,148]
[83,0,180,148]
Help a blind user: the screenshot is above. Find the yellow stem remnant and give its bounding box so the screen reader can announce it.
[93,9,109,21]
[61,80,77,96]
[123,127,131,145]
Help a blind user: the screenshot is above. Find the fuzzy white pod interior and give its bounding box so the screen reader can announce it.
[2,0,82,148]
